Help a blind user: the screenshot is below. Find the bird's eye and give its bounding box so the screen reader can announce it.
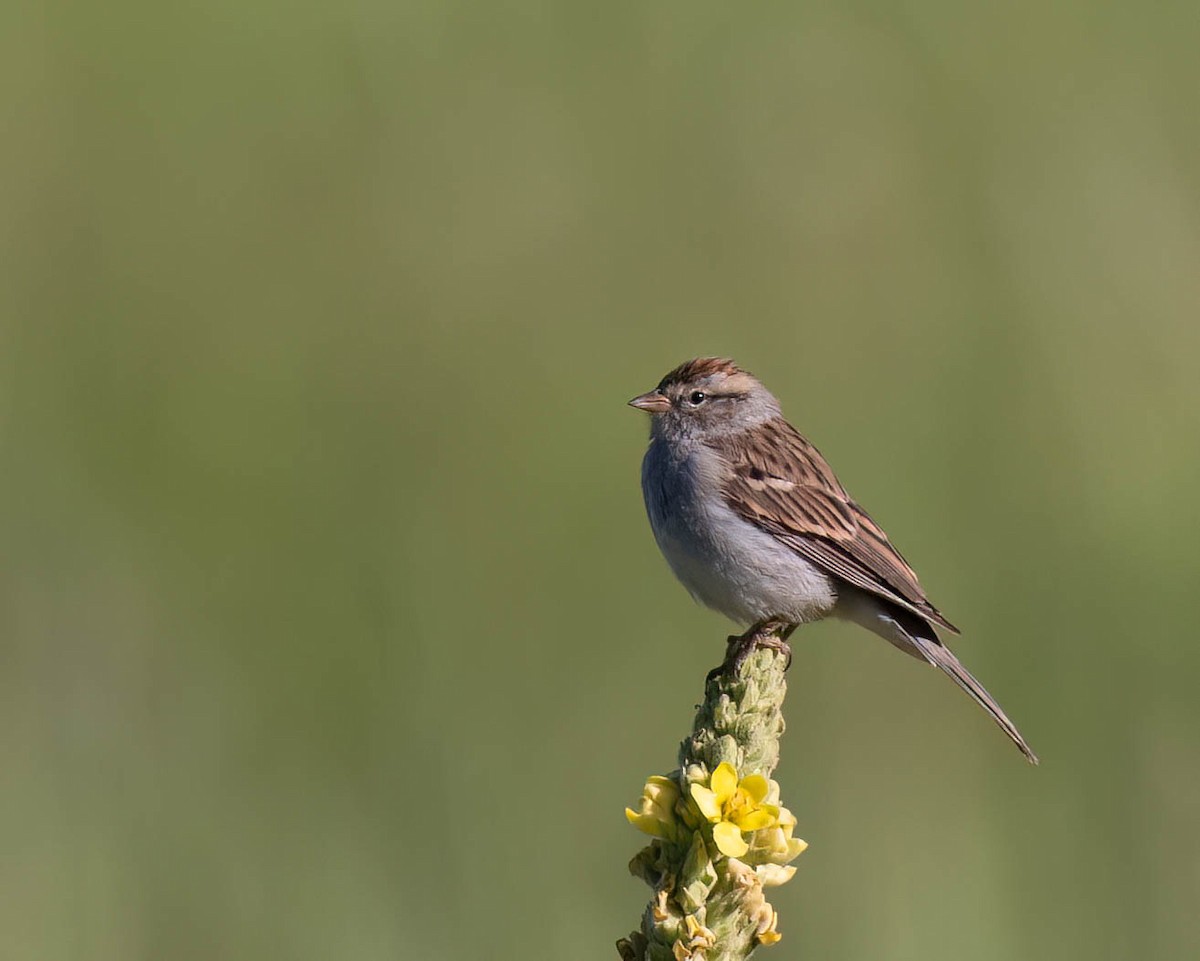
[688,391,707,406]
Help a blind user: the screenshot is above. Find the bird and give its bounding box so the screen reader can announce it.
[629,357,1038,764]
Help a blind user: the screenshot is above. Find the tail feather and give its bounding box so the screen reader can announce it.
[909,634,1040,765]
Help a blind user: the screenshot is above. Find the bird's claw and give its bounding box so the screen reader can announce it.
[707,620,795,682]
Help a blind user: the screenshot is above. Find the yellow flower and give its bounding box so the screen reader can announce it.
[746,804,808,866]
[755,863,796,887]
[625,775,682,840]
[672,915,717,960]
[755,906,783,945]
[689,762,780,858]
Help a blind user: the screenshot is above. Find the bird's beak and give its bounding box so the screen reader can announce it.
[628,390,671,413]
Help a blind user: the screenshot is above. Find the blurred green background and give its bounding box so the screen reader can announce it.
[3,1,1198,959]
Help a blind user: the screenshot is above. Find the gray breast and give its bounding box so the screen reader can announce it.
[641,438,837,626]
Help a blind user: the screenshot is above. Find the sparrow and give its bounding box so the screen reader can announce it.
[629,357,1038,764]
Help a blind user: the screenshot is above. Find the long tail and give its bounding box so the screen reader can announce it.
[909,633,1039,765]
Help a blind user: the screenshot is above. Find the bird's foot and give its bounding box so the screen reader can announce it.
[707,619,796,682]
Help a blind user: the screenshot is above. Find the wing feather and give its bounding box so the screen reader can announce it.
[717,419,959,634]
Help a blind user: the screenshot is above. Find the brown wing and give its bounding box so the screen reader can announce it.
[717,418,958,634]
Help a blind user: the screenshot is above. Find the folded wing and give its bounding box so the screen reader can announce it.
[716,418,958,634]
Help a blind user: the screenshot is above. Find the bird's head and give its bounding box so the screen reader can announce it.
[628,358,781,439]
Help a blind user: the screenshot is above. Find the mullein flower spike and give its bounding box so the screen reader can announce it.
[619,647,806,960]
